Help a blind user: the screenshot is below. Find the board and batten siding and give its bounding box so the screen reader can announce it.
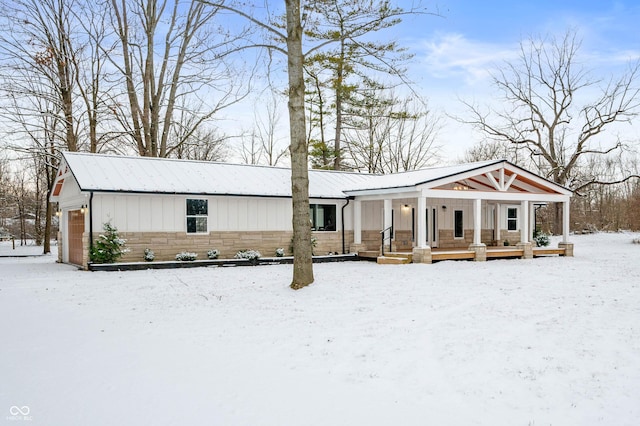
[91,194,351,233]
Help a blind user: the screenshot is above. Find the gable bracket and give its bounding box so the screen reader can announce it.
[484,168,518,192]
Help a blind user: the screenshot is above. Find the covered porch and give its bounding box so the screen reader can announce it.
[344,160,574,264]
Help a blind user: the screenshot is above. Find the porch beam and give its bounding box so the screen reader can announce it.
[485,172,502,191]
[504,173,518,191]
[421,189,569,202]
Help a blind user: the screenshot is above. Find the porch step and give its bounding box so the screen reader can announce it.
[377,252,413,264]
[377,255,411,265]
[358,250,380,259]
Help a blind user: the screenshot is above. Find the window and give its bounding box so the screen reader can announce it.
[507,207,518,231]
[186,199,208,233]
[454,210,464,238]
[309,204,336,231]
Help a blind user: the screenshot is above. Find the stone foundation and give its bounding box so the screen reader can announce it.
[96,230,354,263]
[438,229,495,248]
[412,247,432,264]
[516,242,533,259]
[469,243,487,261]
[558,242,574,257]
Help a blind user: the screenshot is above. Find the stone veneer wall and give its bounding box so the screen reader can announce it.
[99,230,354,263]
[393,230,414,251]
[437,229,495,248]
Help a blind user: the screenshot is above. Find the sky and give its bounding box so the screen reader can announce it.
[393,0,640,160]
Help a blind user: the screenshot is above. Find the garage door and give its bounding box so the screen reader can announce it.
[68,210,84,265]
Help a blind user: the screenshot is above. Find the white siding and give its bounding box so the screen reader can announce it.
[90,194,320,232]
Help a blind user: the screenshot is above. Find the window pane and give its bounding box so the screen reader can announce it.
[454,210,464,238]
[310,204,336,231]
[195,217,207,233]
[187,199,208,215]
[507,208,517,231]
[187,217,207,233]
[187,217,197,233]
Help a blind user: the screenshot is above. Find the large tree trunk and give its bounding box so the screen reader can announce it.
[286,0,314,289]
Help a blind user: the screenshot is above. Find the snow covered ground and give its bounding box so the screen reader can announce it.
[1,233,639,425]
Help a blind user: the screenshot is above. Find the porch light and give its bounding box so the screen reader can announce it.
[80,204,88,214]
[55,210,62,217]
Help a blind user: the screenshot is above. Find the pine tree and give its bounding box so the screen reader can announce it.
[90,222,128,264]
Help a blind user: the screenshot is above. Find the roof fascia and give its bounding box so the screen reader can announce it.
[421,188,571,202]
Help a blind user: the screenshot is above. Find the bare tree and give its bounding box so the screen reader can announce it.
[253,91,289,166]
[107,0,248,157]
[461,30,640,231]
[345,91,440,173]
[0,0,89,252]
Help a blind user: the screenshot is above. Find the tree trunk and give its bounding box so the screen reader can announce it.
[286,0,314,289]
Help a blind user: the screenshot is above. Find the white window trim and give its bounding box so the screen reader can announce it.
[186,198,209,234]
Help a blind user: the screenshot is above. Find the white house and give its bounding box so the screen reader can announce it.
[50,152,573,268]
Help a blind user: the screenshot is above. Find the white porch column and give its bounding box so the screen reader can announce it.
[416,196,427,248]
[562,199,570,243]
[495,202,501,243]
[383,199,393,232]
[473,198,482,245]
[529,202,536,238]
[520,200,529,243]
[353,200,362,245]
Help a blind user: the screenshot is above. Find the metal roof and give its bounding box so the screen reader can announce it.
[60,152,376,199]
[57,152,570,200]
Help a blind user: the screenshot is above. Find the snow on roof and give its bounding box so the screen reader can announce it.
[62,153,550,199]
[61,152,377,199]
[343,160,502,192]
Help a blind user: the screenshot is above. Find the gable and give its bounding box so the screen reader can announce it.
[427,162,569,196]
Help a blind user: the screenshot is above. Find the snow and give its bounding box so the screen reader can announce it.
[58,152,376,199]
[1,233,640,425]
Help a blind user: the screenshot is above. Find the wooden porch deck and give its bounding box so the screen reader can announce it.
[360,246,566,263]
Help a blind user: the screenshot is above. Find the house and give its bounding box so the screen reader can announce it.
[50,152,573,269]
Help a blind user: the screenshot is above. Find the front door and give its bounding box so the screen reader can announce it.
[426,206,438,248]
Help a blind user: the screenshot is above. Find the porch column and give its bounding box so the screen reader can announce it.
[529,202,536,239]
[562,199,570,243]
[383,199,393,232]
[412,196,432,263]
[495,202,501,243]
[383,199,393,251]
[558,198,574,256]
[520,200,529,243]
[469,198,486,261]
[353,200,362,245]
[473,198,482,245]
[416,196,427,248]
